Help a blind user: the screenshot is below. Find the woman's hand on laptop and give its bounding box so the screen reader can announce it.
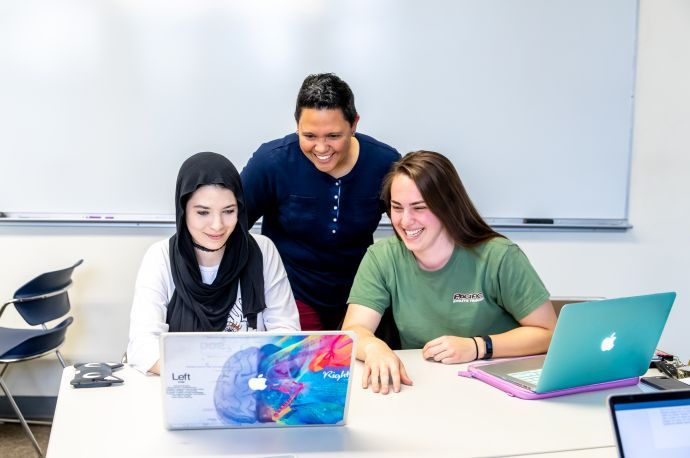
[342,304,413,394]
[362,339,413,395]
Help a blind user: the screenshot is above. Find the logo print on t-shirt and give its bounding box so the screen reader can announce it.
[223,298,246,332]
[452,292,484,303]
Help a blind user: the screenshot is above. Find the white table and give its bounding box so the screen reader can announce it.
[47,350,645,457]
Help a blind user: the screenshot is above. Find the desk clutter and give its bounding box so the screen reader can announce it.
[652,350,690,379]
[641,352,690,391]
[70,362,124,388]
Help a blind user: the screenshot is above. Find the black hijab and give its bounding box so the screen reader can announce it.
[166,152,265,331]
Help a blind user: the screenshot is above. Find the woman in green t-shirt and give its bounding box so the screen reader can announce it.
[342,151,557,395]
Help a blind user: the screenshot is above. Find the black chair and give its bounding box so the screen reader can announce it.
[0,259,82,457]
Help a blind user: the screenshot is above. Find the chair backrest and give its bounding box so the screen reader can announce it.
[15,292,72,326]
[14,259,83,299]
[550,296,605,318]
[12,260,83,325]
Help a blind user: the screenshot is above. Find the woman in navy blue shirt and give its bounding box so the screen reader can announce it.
[241,73,400,330]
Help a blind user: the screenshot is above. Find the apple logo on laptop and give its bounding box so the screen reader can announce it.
[600,332,617,352]
[247,374,267,391]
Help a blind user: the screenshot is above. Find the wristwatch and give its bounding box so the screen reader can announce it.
[481,335,493,360]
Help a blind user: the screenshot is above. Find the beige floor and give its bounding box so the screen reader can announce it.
[0,423,51,458]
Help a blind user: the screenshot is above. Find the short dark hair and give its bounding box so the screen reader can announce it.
[382,151,503,248]
[294,73,357,125]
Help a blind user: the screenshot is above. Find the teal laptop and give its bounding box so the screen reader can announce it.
[479,292,675,394]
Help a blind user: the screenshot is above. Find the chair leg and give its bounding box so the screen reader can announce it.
[0,377,44,457]
[55,349,67,369]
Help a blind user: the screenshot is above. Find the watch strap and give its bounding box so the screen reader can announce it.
[481,335,493,360]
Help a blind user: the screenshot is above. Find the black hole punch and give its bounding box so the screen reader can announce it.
[70,362,124,388]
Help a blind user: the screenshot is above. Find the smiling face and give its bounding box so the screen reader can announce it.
[185,184,238,263]
[390,174,455,270]
[297,108,359,178]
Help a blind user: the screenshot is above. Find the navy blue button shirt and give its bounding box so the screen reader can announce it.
[241,133,400,310]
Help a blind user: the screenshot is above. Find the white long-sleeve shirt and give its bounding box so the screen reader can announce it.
[127,233,300,373]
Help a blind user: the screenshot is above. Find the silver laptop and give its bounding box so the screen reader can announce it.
[609,390,690,457]
[480,292,675,394]
[160,331,356,430]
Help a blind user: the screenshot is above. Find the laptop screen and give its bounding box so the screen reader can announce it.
[161,331,355,430]
[609,390,690,457]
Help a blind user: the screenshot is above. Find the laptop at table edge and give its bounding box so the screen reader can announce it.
[160,330,357,429]
[608,389,690,457]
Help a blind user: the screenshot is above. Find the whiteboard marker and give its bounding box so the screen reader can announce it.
[523,218,554,224]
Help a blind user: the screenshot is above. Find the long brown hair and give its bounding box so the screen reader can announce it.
[381,150,503,247]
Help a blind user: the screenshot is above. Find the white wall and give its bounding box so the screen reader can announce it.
[1,0,689,397]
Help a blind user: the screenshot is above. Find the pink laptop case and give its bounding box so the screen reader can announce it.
[458,357,639,400]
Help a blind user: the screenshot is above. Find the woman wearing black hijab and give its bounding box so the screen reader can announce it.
[127,152,300,374]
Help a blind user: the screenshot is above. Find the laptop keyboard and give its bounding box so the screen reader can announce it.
[508,368,543,385]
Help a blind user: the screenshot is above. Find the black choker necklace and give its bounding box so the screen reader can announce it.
[192,241,225,253]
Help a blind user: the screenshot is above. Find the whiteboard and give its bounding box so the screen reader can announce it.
[0,0,637,229]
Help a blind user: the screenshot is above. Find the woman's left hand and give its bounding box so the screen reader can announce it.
[422,336,477,364]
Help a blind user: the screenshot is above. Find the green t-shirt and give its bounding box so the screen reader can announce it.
[347,236,550,349]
